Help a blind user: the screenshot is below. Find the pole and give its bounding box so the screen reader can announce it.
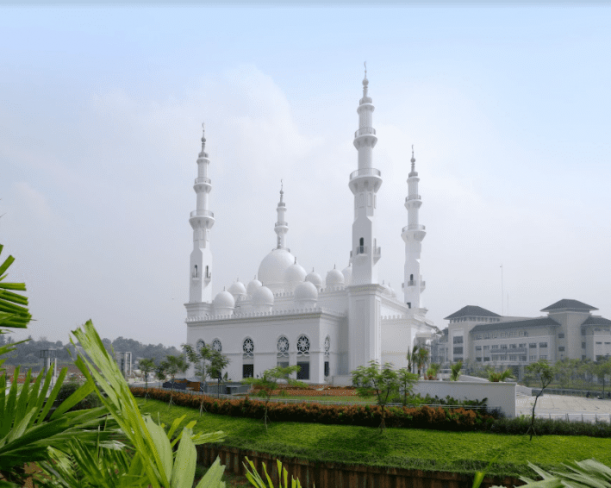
[500,264,504,315]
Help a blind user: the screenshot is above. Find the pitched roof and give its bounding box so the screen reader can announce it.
[471,316,560,333]
[582,316,611,327]
[444,305,500,320]
[541,299,598,313]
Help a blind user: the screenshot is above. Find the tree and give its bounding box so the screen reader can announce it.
[182,341,216,415]
[416,346,429,377]
[594,358,611,397]
[352,361,400,432]
[209,350,230,400]
[450,361,463,381]
[486,366,514,382]
[397,367,418,406]
[555,358,580,389]
[406,344,419,374]
[426,362,441,380]
[243,365,304,430]
[138,358,156,392]
[525,359,555,441]
[158,354,189,406]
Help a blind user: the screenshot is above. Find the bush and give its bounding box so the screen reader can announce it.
[56,380,102,411]
[131,387,497,432]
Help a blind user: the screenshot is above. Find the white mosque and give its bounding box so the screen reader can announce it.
[184,72,437,384]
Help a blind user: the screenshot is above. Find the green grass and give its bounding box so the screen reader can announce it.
[140,399,611,478]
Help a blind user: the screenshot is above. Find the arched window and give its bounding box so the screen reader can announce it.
[277,335,289,367]
[242,337,254,379]
[410,274,414,281]
[193,265,198,278]
[296,334,310,381]
[196,339,206,349]
[324,336,330,378]
[212,338,222,352]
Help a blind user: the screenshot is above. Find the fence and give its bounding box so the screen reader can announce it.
[531,412,611,423]
[532,388,611,398]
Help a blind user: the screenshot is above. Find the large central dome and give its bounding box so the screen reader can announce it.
[257,248,295,293]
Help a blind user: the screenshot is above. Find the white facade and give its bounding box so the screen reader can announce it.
[185,72,437,383]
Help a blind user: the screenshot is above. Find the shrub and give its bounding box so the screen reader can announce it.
[55,379,102,411]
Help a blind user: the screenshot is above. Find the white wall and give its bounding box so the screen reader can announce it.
[413,380,516,418]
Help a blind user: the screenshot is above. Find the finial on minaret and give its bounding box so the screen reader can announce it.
[411,145,416,171]
[199,122,208,157]
[362,61,369,96]
[279,179,284,203]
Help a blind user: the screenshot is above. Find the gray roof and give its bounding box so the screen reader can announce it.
[541,299,598,313]
[471,316,560,333]
[444,305,500,320]
[582,316,611,327]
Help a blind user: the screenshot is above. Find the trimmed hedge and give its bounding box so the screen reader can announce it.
[131,387,496,432]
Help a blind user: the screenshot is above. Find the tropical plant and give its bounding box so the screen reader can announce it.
[243,365,304,430]
[0,244,32,330]
[406,343,419,374]
[486,367,514,383]
[244,457,304,488]
[397,367,418,406]
[208,350,230,400]
[352,360,400,432]
[450,361,463,381]
[525,359,555,441]
[138,357,156,391]
[416,346,429,377]
[518,458,611,488]
[426,363,441,380]
[35,320,227,488]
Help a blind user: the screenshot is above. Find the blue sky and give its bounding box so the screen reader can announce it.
[1,5,610,346]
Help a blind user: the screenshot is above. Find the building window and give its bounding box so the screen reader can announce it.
[453,336,463,344]
[558,333,565,339]
[476,358,482,362]
[529,343,537,348]
[501,345,508,350]
[558,346,565,351]
[243,338,254,357]
[475,346,482,351]
[596,342,602,345]
[540,355,547,359]
[212,339,222,352]
[453,347,463,355]
[297,362,310,380]
[297,335,310,355]
[582,342,586,348]
[510,344,517,349]
[529,355,537,361]
[510,355,517,361]
[520,356,527,361]
[484,345,490,350]
[483,357,490,362]
[475,335,482,340]
[491,345,498,349]
[582,330,586,336]
[242,364,254,378]
[539,342,548,348]
[324,361,330,377]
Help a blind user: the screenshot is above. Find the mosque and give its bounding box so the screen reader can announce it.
[184,72,437,384]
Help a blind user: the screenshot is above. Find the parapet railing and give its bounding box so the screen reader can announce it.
[349,168,381,180]
[190,209,215,218]
[354,127,376,138]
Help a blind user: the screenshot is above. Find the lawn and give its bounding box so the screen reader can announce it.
[140,399,611,478]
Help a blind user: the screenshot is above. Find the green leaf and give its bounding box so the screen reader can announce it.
[171,428,197,488]
[196,457,226,488]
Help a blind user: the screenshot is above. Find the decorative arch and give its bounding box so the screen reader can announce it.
[296,334,310,381]
[212,338,222,353]
[242,337,254,379]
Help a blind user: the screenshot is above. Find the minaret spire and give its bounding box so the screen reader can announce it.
[275,180,289,250]
[188,122,215,304]
[402,144,426,310]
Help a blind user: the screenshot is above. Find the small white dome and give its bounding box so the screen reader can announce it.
[326,265,345,286]
[305,268,323,288]
[341,264,352,286]
[258,248,296,292]
[247,276,262,296]
[284,261,307,284]
[228,280,247,297]
[294,281,318,303]
[213,289,235,310]
[252,285,274,307]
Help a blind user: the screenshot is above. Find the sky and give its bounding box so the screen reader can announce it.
[1,4,610,347]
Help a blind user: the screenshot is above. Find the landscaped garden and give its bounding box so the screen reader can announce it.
[139,398,611,478]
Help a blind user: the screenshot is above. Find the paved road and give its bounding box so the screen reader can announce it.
[516,393,611,420]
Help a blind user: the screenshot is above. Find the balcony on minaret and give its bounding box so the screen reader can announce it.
[354,127,376,138]
[403,280,426,290]
[190,209,215,218]
[406,194,421,201]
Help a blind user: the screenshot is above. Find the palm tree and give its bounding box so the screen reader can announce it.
[416,346,429,377]
[486,367,514,382]
[406,344,419,374]
[138,358,156,390]
[450,361,463,381]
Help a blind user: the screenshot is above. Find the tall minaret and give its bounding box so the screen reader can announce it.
[348,63,383,285]
[275,180,289,250]
[188,124,215,304]
[347,65,383,372]
[402,147,426,310]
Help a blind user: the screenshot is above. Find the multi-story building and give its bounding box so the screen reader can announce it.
[437,299,611,375]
